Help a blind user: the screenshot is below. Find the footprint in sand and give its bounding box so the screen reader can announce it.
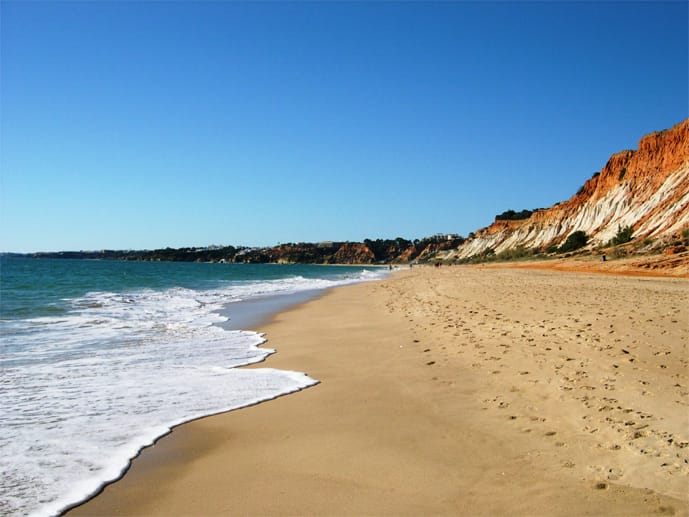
[606,467,623,480]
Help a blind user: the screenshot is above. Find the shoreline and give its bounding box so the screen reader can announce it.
[56,288,334,516]
[217,288,328,331]
[68,266,688,516]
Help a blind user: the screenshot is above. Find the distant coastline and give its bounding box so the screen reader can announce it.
[2,235,463,265]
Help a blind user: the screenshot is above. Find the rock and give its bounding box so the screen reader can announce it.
[331,243,376,264]
[665,246,686,256]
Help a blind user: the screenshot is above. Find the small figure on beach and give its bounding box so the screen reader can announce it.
[601,254,607,262]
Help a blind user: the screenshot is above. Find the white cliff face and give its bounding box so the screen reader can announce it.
[451,120,689,260]
[634,164,689,238]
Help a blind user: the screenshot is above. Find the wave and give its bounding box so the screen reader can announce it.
[0,265,387,516]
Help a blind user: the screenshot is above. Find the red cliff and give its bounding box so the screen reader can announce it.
[450,119,689,259]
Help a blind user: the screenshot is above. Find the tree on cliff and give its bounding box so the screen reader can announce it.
[495,209,535,221]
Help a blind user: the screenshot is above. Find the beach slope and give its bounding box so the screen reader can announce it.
[70,266,688,516]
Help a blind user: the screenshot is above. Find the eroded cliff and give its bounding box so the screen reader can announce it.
[450,119,689,260]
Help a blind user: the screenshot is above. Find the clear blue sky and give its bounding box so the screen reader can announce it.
[1,1,687,252]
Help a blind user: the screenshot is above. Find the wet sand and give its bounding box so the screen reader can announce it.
[69,265,688,516]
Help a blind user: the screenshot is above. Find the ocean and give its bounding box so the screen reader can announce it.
[0,256,388,516]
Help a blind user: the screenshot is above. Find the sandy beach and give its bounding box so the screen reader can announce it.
[69,265,688,516]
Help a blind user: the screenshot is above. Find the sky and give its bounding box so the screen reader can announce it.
[1,1,687,253]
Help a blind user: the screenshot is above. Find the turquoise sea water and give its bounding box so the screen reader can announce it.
[1,257,378,319]
[0,257,387,516]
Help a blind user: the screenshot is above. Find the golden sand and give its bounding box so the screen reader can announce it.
[70,265,688,516]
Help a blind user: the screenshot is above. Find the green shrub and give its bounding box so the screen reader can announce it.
[609,247,627,259]
[609,225,634,246]
[558,230,588,253]
[495,209,535,221]
[495,246,533,261]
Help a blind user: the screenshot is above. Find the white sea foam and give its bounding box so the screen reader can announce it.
[0,268,387,516]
